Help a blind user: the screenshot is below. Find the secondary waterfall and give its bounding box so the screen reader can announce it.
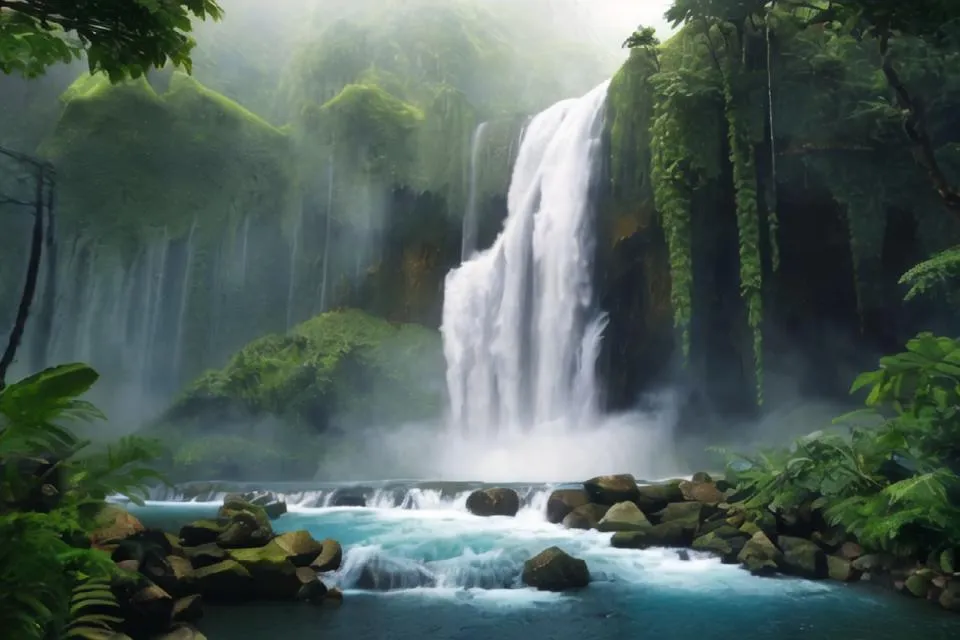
[441,80,609,437]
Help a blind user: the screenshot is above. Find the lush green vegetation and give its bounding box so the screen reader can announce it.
[0,363,163,638]
[0,0,222,81]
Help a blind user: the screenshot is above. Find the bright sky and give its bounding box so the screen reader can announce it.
[581,0,678,39]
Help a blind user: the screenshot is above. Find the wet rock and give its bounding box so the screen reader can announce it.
[180,520,224,547]
[273,530,325,567]
[597,501,651,532]
[522,546,590,592]
[310,538,344,573]
[121,583,174,638]
[678,479,725,505]
[321,587,344,609]
[227,491,287,519]
[330,492,367,507]
[583,475,641,506]
[692,527,748,563]
[187,560,254,603]
[905,572,933,598]
[654,501,704,527]
[171,594,203,624]
[353,555,437,590]
[610,521,691,549]
[546,489,590,524]
[737,531,782,576]
[295,567,328,604]
[940,580,960,612]
[183,543,227,569]
[466,488,521,517]
[827,555,861,582]
[227,544,303,599]
[634,481,684,513]
[778,535,827,579]
[151,555,195,598]
[152,623,208,640]
[216,513,272,549]
[562,503,609,530]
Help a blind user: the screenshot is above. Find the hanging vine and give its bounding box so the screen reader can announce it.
[722,55,765,405]
[765,5,780,272]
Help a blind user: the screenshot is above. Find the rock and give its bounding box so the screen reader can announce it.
[610,521,691,549]
[725,512,746,528]
[562,503,609,530]
[171,594,203,624]
[180,520,224,547]
[219,497,272,528]
[653,502,705,538]
[739,521,761,537]
[811,527,846,551]
[296,567,328,603]
[941,549,956,574]
[777,504,815,538]
[330,493,366,507]
[940,580,960,612]
[183,543,227,569]
[227,544,303,599]
[354,555,437,590]
[216,512,272,549]
[117,559,141,573]
[634,481,684,513]
[310,538,343,573]
[90,505,145,548]
[152,623,208,640]
[187,559,254,603]
[321,587,344,609]
[852,554,888,572]
[521,546,590,591]
[165,533,185,557]
[838,541,863,561]
[597,501,651,532]
[745,510,778,538]
[678,479,725,505]
[152,555,196,598]
[905,572,932,598]
[778,535,828,579]
[546,489,590,523]
[273,530,325,567]
[583,475,641,506]
[227,491,288,519]
[466,488,521,517]
[691,471,713,483]
[737,532,782,576]
[121,583,175,638]
[827,555,861,582]
[692,530,747,563]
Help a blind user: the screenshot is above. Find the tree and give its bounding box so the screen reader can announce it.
[0,0,222,82]
[663,0,960,214]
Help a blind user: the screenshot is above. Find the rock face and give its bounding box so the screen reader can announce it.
[521,547,590,591]
[466,488,521,517]
[583,475,641,505]
[546,489,590,524]
[597,501,651,532]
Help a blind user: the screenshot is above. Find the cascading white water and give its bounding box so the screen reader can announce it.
[441,81,610,437]
[460,121,489,261]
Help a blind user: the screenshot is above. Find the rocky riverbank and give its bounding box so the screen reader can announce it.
[468,473,960,611]
[91,492,343,639]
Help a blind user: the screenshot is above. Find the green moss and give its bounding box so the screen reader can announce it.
[163,308,444,432]
[39,72,298,255]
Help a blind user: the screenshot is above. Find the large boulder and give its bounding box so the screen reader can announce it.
[187,559,255,603]
[183,543,227,569]
[227,544,304,599]
[546,489,590,523]
[583,475,641,506]
[777,535,827,579]
[691,526,748,563]
[179,521,225,547]
[562,503,610,530]
[226,491,288,520]
[597,501,651,532]
[610,521,691,549]
[466,488,520,517]
[737,531,782,575]
[634,481,684,513]
[213,498,273,549]
[654,501,706,529]
[827,555,861,582]
[117,583,175,638]
[521,547,590,591]
[310,539,343,573]
[678,479,725,505]
[272,531,325,567]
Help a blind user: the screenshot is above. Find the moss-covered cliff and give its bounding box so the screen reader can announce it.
[600,14,960,421]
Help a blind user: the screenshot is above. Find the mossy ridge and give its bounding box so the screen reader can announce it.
[163,308,444,434]
[40,71,298,256]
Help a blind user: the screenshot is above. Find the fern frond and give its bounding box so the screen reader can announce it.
[900,246,960,301]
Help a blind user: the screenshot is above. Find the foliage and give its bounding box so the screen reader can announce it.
[0,0,223,82]
[900,245,960,301]
[0,363,164,638]
[720,333,960,557]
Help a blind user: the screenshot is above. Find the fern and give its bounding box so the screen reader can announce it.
[900,245,960,301]
[64,578,124,640]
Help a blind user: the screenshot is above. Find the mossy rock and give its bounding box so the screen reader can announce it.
[310,539,343,573]
[466,488,521,517]
[692,530,748,563]
[777,536,828,579]
[610,521,691,549]
[227,544,303,600]
[634,481,685,513]
[597,501,652,532]
[183,543,228,569]
[583,475,641,506]
[940,580,960,612]
[90,504,145,548]
[272,530,326,567]
[826,555,861,582]
[904,572,932,598]
[187,559,254,603]
[562,503,610,530]
[521,547,590,592]
[180,520,225,547]
[546,489,590,524]
[737,531,782,576]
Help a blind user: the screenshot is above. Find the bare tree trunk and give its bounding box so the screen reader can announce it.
[0,165,46,390]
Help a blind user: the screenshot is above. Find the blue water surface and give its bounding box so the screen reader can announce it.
[129,501,960,640]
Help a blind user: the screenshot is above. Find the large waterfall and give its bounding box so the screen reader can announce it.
[441,80,610,436]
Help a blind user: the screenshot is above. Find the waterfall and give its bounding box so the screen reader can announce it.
[460,121,489,261]
[441,80,609,437]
